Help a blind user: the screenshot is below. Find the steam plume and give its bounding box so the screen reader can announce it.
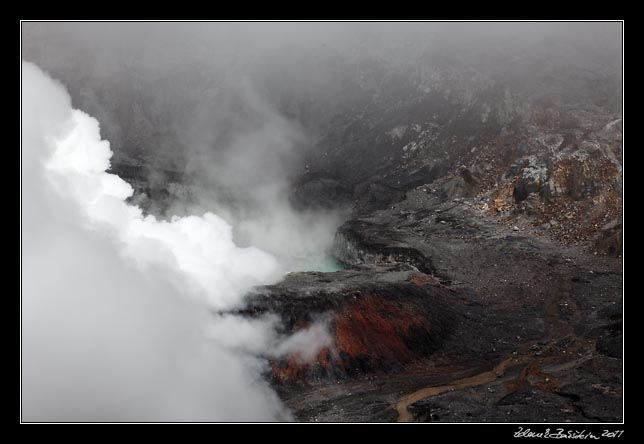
[21,61,329,421]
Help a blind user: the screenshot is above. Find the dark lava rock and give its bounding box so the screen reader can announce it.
[410,387,578,423]
[24,26,623,423]
[353,181,407,212]
[558,382,623,422]
[594,218,623,257]
[291,172,352,210]
[592,323,623,359]
[243,190,622,422]
[243,265,509,384]
[333,221,436,275]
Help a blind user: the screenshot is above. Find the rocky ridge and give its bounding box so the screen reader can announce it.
[23,25,622,422]
[252,189,622,422]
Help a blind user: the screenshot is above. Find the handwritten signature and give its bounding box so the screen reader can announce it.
[514,427,624,439]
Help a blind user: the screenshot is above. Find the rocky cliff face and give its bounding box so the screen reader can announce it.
[102,39,626,422]
[247,41,623,419]
[292,50,622,256]
[248,189,622,422]
[22,23,622,422]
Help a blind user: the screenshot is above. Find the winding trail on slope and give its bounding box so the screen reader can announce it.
[395,357,515,422]
[396,253,584,422]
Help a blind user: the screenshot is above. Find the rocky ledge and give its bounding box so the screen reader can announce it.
[244,190,622,422]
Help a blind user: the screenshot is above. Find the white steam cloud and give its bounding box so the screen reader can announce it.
[44,102,279,310]
[21,61,330,422]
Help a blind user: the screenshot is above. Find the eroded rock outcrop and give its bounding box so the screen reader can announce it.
[244,191,622,422]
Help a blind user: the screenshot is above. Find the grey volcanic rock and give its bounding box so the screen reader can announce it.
[22,23,622,422]
[333,221,437,275]
[594,218,623,257]
[244,266,499,380]
[291,173,353,210]
[242,192,622,422]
